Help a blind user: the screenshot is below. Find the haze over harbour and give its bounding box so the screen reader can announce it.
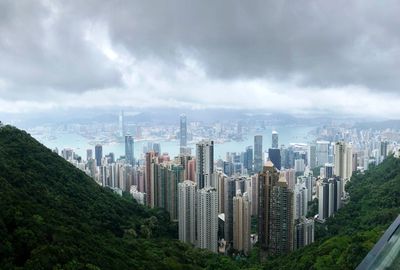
[33,124,315,160]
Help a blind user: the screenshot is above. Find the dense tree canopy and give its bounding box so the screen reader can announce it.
[0,125,399,269]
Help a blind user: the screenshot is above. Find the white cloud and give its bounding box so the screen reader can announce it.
[1,0,400,119]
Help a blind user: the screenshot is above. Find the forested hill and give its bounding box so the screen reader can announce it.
[0,126,225,269]
[0,125,399,269]
[263,153,400,269]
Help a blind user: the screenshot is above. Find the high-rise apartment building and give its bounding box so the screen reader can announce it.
[308,144,317,169]
[324,163,334,179]
[95,144,103,167]
[86,149,93,161]
[316,141,330,166]
[145,151,158,207]
[380,141,388,159]
[294,158,305,172]
[244,146,253,174]
[294,218,315,250]
[224,177,236,245]
[268,148,281,170]
[178,180,196,245]
[196,140,214,189]
[214,170,227,214]
[254,135,263,173]
[197,187,218,253]
[125,134,134,165]
[272,130,279,149]
[294,183,308,220]
[153,162,184,220]
[251,174,259,216]
[258,162,294,257]
[180,114,187,154]
[285,168,296,190]
[317,177,341,222]
[233,191,251,254]
[334,142,353,195]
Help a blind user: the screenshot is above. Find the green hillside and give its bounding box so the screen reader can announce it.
[0,126,229,270]
[260,156,400,270]
[0,125,399,269]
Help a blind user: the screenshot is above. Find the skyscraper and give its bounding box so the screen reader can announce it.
[196,140,214,189]
[180,114,187,154]
[308,144,317,169]
[293,175,314,251]
[165,164,184,221]
[224,177,236,245]
[324,163,334,179]
[178,180,196,245]
[254,135,263,173]
[95,144,103,167]
[318,177,341,221]
[268,148,281,170]
[380,141,388,159]
[294,183,308,220]
[233,191,251,255]
[294,158,305,172]
[272,130,279,149]
[145,151,158,207]
[316,141,330,166]
[197,187,218,253]
[86,149,93,161]
[125,134,134,165]
[153,143,161,154]
[187,159,196,182]
[258,162,294,258]
[294,218,315,250]
[318,181,329,221]
[251,174,259,216]
[334,142,346,179]
[244,146,253,174]
[334,142,353,195]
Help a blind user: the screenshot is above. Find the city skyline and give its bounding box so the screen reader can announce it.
[1,1,400,268]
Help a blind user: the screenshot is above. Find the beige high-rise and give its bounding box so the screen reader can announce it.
[233,191,251,254]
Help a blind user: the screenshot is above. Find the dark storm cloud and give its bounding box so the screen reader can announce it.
[0,0,121,99]
[67,0,400,91]
[1,0,400,101]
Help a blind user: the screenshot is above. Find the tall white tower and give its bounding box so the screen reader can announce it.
[180,114,187,154]
[233,191,251,254]
[197,187,218,253]
[178,180,197,245]
[334,142,353,196]
[272,130,279,149]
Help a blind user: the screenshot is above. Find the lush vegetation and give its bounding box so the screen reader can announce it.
[0,126,229,269]
[0,125,399,269]
[262,156,400,269]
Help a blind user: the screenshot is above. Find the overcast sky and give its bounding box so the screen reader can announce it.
[1,0,400,118]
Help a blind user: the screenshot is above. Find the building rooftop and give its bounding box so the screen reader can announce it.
[265,160,274,167]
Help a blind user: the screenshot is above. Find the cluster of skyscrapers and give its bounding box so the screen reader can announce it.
[55,114,399,257]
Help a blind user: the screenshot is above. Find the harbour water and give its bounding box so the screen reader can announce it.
[34,125,315,160]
